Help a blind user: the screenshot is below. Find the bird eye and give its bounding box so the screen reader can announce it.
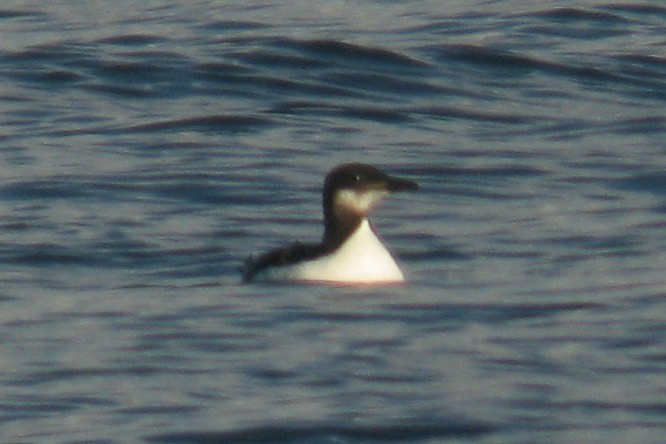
[354,174,361,181]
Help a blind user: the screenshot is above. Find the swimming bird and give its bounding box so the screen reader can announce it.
[242,163,418,284]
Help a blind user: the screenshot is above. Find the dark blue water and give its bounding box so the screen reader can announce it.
[2,1,666,442]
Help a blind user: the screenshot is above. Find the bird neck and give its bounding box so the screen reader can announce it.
[323,205,364,250]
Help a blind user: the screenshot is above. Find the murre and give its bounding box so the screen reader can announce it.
[242,163,418,285]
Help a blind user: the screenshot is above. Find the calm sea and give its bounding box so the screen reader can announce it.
[1,1,666,442]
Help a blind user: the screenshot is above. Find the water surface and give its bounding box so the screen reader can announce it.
[1,1,666,442]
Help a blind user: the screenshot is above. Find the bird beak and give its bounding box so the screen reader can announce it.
[385,175,419,192]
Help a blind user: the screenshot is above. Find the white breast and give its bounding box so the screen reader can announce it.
[286,218,405,284]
